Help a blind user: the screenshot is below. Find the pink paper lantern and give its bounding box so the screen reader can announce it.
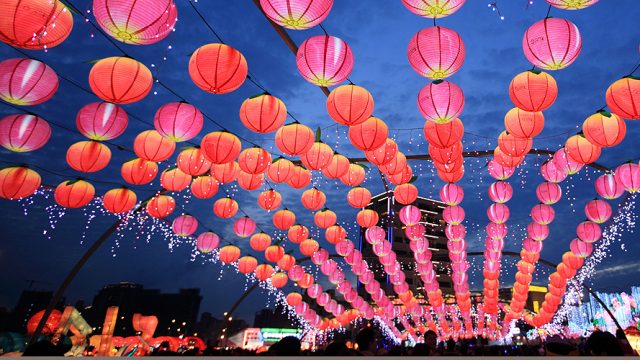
[365,280,381,294]
[485,237,504,252]
[488,159,515,180]
[359,270,374,285]
[0,114,51,152]
[546,0,599,10]
[452,272,467,286]
[595,173,625,200]
[486,223,508,240]
[399,205,421,226]
[407,26,465,80]
[196,232,220,253]
[554,147,584,175]
[405,224,426,241]
[337,281,352,295]
[259,0,333,30]
[335,240,354,257]
[522,18,582,70]
[584,199,612,224]
[76,102,128,141]
[307,284,322,299]
[417,80,464,124]
[570,238,592,258]
[449,251,466,263]
[576,221,601,243]
[488,181,513,203]
[296,35,353,86]
[0,58,58,106]
[288,265,305,281]
[373,241,392,257]
[401,0,465,18]
[536,182,562,205]
[447,239,466,254]
[345,250,363,265]
[365,226,386,245]
[440,182,464,206]
[523,237,544,253]
[414,250,433,264]
[527,222,549,241]
[487,203,510,224]
[615,163,640,193]
[541,160,568,183]
[410,238,430,254]
[443,205,465,225]
[452,262,469,273]
[172,214,198,237]
[390,271,406,285]
[311,249,329,265]
[484,260,500,273]
[153,102,204,142]
[445,224,466,241]
[233,217,256,238]
[485,250,501,262]
[531,203,555,225]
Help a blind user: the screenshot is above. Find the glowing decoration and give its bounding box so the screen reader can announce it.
[488,181,513,203]
[446,224,466,241]
[250,233,271,251]
[357,209,379,228]
[487,203,510,224]
[536,182,562,205]
[189,44,248,94]
[443,205,465,225]
[0,58,58,106]
[175,148,210,177]
[615,163,640,193]
[326,225,347,244]
[201,132,242,165]
[89,57,152,104]
[584,199,612,224]
[257,189,282,211]
[423,118,464,148]
[273,209,296,230]
[271,272,288,288]
[546,0,598,10]
[488,159,515,180]
[509,70,558,112]
[300,239,320,256]
[523,237,543,254]
[146,194,175,218]
[233,217,256,238]
[277,254,296,271]
[102,187,136,213]
[340,164,366,187]
[595,173,625,199]
[121,158,158,185]
[498,131,532,158]
[576,221,601,243]
[296,35,353,86]
[394,183,418,205]
[0,0,73,50]
[93,0,177,45]
[265,244,285,263]
[76,102,128,141]
[238,147,272,174]
[522,18,582,70]
[259,0,333,30]
[237,171,264,191]
[503,108,544,139]
[301,188,326,211]
[531,203,555,225]
[267,157,295,183]
[239,94,286,134]
[287,292,303,306]
[196,232,220,253]
[238,256,258,274]
[153,102,204,142]
[275,123,315,156]
[134,130,175,162]
[582,112,626,148]
[213,197,238,219]
[327,84,373,126]
[160,167,191,192]
[565,134,601,164]
[440,183,464,206]
[382,152,407,176]
[301,142,334,171]
[0,166,41,200]
[401,0,465,18]
[570,238,592,258]
[288,224,309,244]
[365,139,398,167]
[54,180,95,209]
[418,81,464,124]
[298,273,314,288]
[438,167,464,183]
[314,208,337,228]
[553,148,584,175]
[347,187,371,208]
[287,166,312,189]
[527,222,549,241]
[335,240,354,257]
[408,26,465,80]
[211,161,239,184]
[540,160,568,184]
[0,114,51,152]
[606,77,640,120]
[322,154,350,179]
[387,165,413,185]
[218,245,241,264]
[348,116,389,151]
[399,205,421,226]
[65,141,111,173]
[172,214,198,237]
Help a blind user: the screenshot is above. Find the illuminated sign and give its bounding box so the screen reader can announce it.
[260,328,302,341]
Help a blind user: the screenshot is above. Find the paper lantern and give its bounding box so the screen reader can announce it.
[536,182,562,205]
[523,237,544,254]
[237,171,264,191]
[0,166,41,200]
[394,183,418,205]
[540,160,568,184]
[565,134,601,164]
[335,240,354,257]
[300,142,334,170]
[238,256,258,274]
[382,152,408,176]
[189,44,247,94]
[172,214,198,237]
[438,167,464,183]
[582,112,626,148]
[134,130,175,162]
[487,203,510,224]
[213,197,238,219]
[606,77,640,120]
[504,108,544,139]
[488,181,513,203]
[76,102,128,141]
[146,194,175,218]
[430,142,462,165]
[423,118,464,149]
[201,131,242,165]
[595,173,625,199]
[315,209,337,228]
[551,149,582,176]
[576,221,601,243]
[562,251,584,270]
[570,238,592,258]
[265,244,285,263]
[326,84,373,126]
[248,233,271,252]
[584,199,612,224]
[296,35,353,86]
[443,205,465,225]
[440,183,464,206]
[275,123,314,156]
[340,164,366,187]
[176,148,211,177]
[288,224,309,244]
[498,131,532,158]
[0,114,51,152]
[210,162,239,184]
[300,239,320,256]
[387,165,413,185]
[523,18,582,70]
[121,158,158,185]
[356,209,379,228]
[273,209,296,230]
[271,272,288,288]
[238,147,271,174]
[546,0,598,10]
[259,0,333,29]
[287,166,312,189]
[401,0,465,18]
[65,140,111,173]
[493,146,524,168]
[418,80,464,124]
[257,189,281,211]
[446,224,466,241]
[0,58,59,106]
[509,70,558,112]
[615,163,640,193]
[54,180,95,208]
[487,159,515,180]
[406,224,426,241]
[234,217,256,238]
[325,225,347,244]
[287,292,303,307]
[486,223,507,240]
[322,153,350,179]
[347,187,371,208]
[527,222,549,241]
[399,205,421,226]
[102,187,137,213]
[365,139,397,167]
[0,0,73,50]
[219,245,241,264]
[196,232,220,253]
[160,167,191,192]
[93,0,177,45]
[531,203,555,225]
[348,116,388,151]
[153,102,203,142]
[239,93,286,133]
[267,157,294,183]
[408,26,465,80]
[300,188,326,211]
[89,57,152,104]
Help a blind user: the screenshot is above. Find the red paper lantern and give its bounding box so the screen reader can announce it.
[606,77,640,120]
[0,166,41,200]
[160,167,191,192]
[326,225,347,244]
[418,80,464,124]
[277,254,296,271]
[267,157,295,183]
[265,244,285,263]
[365,138,397,166]
[0,0,73,50]
[438,167,464,183]
[190,175,218,199]
[153,102,203,142]
[238,256,258,274]
[250,233,272,251]
[408,26,465,80]
[0,58,58,106]
[322,154,350,179]
[347,187,372,208]
[66,141,111,173]
[287,292,303,306]
[340,163,366,187]
[273,209,296,230]
[211,161,239,184]
[301,188,326,211]
[275,123,315,156]
[238,147,272,174]
[394,183,418,205]
[504,108,544,139]
[523,18,582,70]
[54,180,95,208]
[348,116,389,151]
[219,245,241,264]
[271,272,288,288]
[315,209,337,228]
[327,84,374,126]
[134,130,176,162]
[498,131,532,158]
[296,35,353,86]
[287,166,312,189]
[565,134,601,164]
[257,189,282,211]
[213,197,238,219]
[189,44,247,94]
[146,194,175,218]
[0,114,51,152]
[177,147,211,176]
[387,165,413,185]
[259,0,333,30]
[424,118,464,150]
[89,57,152,104]
[382,152,407,176]
[357,209,379,228]
[201,131,242,165]
[300,239,320,256]
[509,70,558,112]
[76,102,128,141]
[301,142,334,170]
[582,112,626,147]
[430,142,462,164]
[237,171,264,191]
[239,94,286,133]
[121,158,158,185]
[288,224,309,244]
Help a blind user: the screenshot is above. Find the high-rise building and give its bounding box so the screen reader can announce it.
[358,192,452,301]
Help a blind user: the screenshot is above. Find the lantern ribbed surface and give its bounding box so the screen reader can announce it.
[401,0,465,18]
[259,0,333,29]
[76,102,128,141]
[0,114,51,153]
[189,44,248,94]
[0,58,59,106]
[418,80,464,124]
[296,35,353,87]
[522,18,582,70]
[89,57,153,104]
[546,0,598,10]
[0,0,73,50]
[408,26,465,80]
